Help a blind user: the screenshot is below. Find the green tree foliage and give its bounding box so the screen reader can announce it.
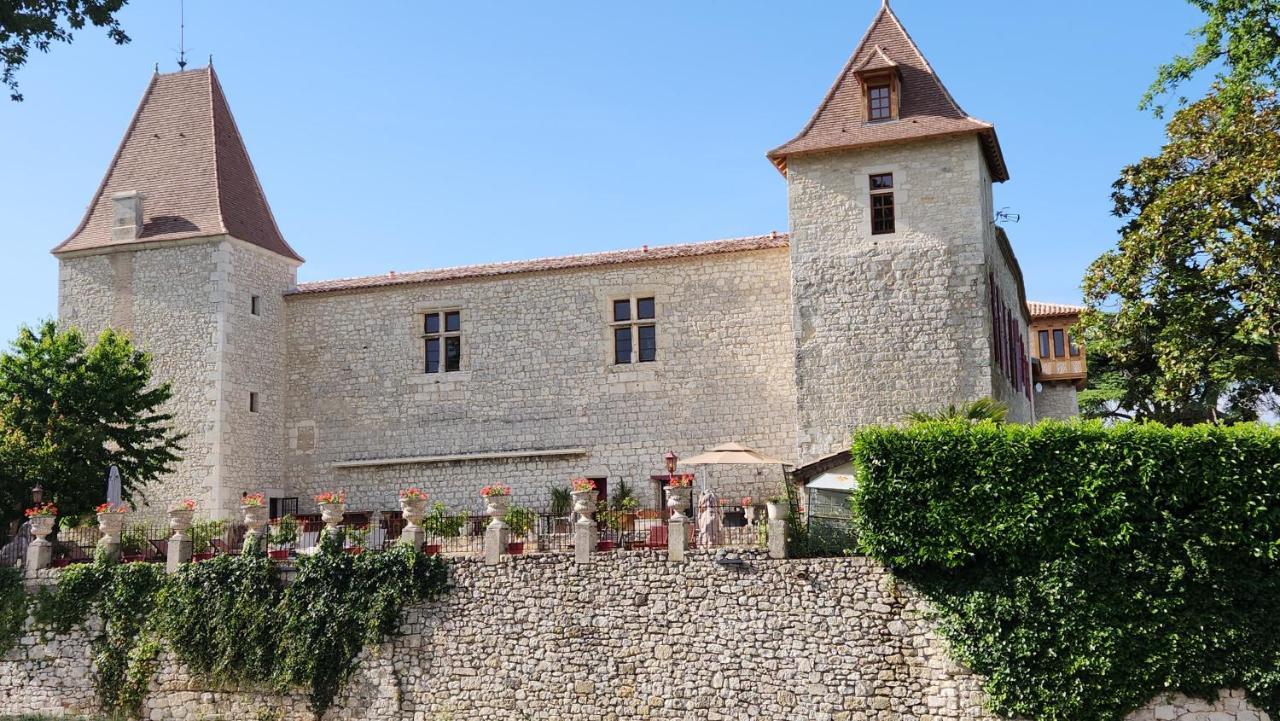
[1081,91,1280,423]
[852,421,1280,721]
[905,397,1008,424]
[0,0,130,101]
[0,321,184,526]
[1143,0,1280,116]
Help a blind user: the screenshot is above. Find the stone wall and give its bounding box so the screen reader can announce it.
[282,248,798,515]
[1034,381,1079,422]
[786,137,1013,464]
[1,555,1267,721]
[58,241,224,517]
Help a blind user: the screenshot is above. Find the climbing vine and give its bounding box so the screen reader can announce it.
[852,420,1280,721]
[29,537,447,720]
[0,566,26,654]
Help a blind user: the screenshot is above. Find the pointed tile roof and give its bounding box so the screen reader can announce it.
[53,66,302,262]
[767,3,1008,182]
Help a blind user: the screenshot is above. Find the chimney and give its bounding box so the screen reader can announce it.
[110,191,145,241]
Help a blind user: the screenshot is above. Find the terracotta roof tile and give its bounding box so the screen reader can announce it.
[52,66,301,262]
[1028,301,1084,319]
[767,4,1008,182]
[289,233,790,296]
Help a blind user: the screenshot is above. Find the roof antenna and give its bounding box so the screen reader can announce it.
[176,0,188,71]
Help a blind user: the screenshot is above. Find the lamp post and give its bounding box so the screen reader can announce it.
[31,483,43,505]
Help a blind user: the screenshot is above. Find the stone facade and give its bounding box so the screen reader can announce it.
[285,248,796,515]
[1,556,1264,721]
[787,137,1032,463]
[1035,381,1080,422]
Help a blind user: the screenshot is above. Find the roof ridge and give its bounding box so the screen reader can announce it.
[291,233,790,295]
[51,72,162,253]
[207,66,228,237]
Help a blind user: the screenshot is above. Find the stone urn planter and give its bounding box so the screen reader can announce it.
[571,490,597,521]
[29,516,55,545]
[241,503,269,530]
[319,502,346,536]
[766,499,789,521]
[168,508,195,541]
[484,494,510,528]
[97,511,126,547]
[666,486,692,522]
[401,496,428,533]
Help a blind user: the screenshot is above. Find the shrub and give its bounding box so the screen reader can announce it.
[851,420,1280,721]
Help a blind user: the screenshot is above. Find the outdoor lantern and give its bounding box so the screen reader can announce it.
[664,451,678,476]
[31,483,43,505]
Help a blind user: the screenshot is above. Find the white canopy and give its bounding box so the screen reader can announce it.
[805,461,857,492]
[678,442,788,466]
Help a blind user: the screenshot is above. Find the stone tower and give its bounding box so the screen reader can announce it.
[768,3,1033,464]
[53,66,301,518]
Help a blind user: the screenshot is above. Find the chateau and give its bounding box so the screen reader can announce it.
[52,4,1079,519]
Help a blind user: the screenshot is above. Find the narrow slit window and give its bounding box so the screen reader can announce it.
[422,310,463,373]
[870,173,895,235]
[249,392,259,413]
[250,295,261,316]
[1052,329,1066,358]
[1038,330,1050,359]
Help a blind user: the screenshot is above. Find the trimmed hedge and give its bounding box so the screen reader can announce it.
[851,421,1280,721]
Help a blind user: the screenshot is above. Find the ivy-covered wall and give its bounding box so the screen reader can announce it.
[853,421,1280,721]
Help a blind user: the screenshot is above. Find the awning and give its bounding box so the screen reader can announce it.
[805,461,857,492]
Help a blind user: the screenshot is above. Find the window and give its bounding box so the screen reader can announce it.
[868,84,892,121]
[269,497,298,520]
[249,392,259,413]
[611,296,657,365]
[1038,330,1050,359]
[423,310,462,373]
[870,173,895,235]
[1052,329,1066,358]
[250,295,261,316]
[1069,333,1081,357]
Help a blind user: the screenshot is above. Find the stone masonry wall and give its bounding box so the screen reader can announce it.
[787,137,1003,464]
[1034,381,1079,422]
[58,242,223,516]
[283,248,797,515]
[979,158,1034,424]
[1,555,1266,721]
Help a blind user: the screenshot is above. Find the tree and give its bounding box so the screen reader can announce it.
[0,0,131,102]
[0,321,183,528]
[1143,0,1280,117]
[906,398,1008,424]
[1080,90,1280,423]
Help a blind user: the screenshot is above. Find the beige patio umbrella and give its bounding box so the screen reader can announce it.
[679,442,787,467]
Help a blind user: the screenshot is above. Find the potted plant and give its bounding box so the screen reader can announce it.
[421,501,463,555]
[315,491,347,536]
[665,474,694,521]
[120,524,149,563]
[597,509,624,552]
[168,499,196,542]
[191,519,227,561]
[344,525,369,555]
[268,514,298,560]
[480,484,512,524]
[399,487,429,537]
[24,502,58,545]
[503,505,536,555]
[95,502,130,552]
[766,494,790,521]
[570,478,597,525]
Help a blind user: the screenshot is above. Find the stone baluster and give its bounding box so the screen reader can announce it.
[667,486,692,562]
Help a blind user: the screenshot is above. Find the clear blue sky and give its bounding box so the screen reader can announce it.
[1,0,1208,345]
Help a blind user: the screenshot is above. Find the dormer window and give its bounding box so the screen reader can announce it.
[868,84,892,121]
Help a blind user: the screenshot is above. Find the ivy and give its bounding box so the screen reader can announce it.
[29,537,447,720]
[0,567,26,654]
[852,420,1280,721]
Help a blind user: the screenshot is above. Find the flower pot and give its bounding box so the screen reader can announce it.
[97,511,126,546]
[29,516,55,544]
[400,497,428,529]
[268,549,290,560]
[596,540,616,552]
[483,493,511,520]
[193,551,214,562]
[319,502,346,536]
[345,546,364,556]
[241,503,269,529]
[666,487,692,522]
[168,508,195,541]
[423,543,441,556]
[506,541,525,555]
[766,500,789,521]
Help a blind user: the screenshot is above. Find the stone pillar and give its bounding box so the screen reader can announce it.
[668,517,687,562]
[24,517,55,579]
[767,519,788,559]
[571,490,597,565]
[166,508,194,573]
[483,493,510,566]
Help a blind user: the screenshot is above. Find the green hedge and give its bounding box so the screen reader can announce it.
[851,421,1280,721]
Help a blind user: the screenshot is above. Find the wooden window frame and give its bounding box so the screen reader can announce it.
[1038,330,1051,359]
[870,173,895,236]
[1052,329,1066,359]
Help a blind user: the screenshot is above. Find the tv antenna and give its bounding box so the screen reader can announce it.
[995,207,1021,224]
[177,0,187,70]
